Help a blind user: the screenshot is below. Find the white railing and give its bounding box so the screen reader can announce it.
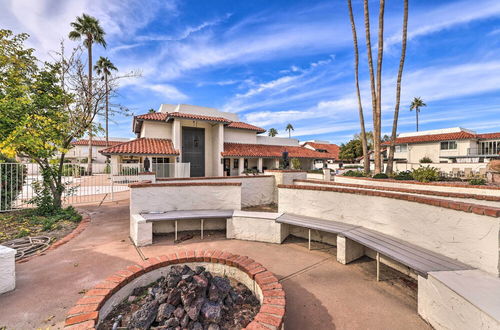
[113,163,190,178]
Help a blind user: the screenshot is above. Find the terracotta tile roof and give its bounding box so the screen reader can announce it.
[167,112,231,123]
[222,143,332,159]
[382,131,477,145]
[226,121,266,133]
[71,139,125,147]
[100,138,179,155]
[477,132,500,139]
[135,112,169,121]
[303,142,340,159]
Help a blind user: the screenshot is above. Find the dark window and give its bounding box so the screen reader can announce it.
[440,141,457,150]
[233,159,239,169]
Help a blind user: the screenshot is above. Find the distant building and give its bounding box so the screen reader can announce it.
[302,140,341,165]
[68,137,130,164]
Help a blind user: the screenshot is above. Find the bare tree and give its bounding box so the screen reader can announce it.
[386,0,409,175]
[347,0,369,174]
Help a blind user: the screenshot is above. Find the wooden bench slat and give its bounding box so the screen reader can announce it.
[141,210,234,222]
[277,213,357,233]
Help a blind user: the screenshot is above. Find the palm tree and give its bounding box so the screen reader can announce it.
[347,0,370,175]
[386,0,409,175]
[410,97,427,131]
[285,123,294,138]
[268,128,278,137]
[69,13,107,174]
[375,0,385,172]
[94,56,117,148]
[148,108,156,113]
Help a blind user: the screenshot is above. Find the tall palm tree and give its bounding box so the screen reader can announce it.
[347,0,369,174]
[386,0,409,175]
[375,0,385,172]
[268,128,278,137]
[94,56,117,148]
[410,97,427,131]
[285,123,294,138]
[69,13,107,174]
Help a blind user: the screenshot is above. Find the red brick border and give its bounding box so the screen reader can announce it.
[264,169,306,173]
[278,184,500,218]
[129,182,242,188]
[157,175,274,181]
[339,176,500,190]
[64,250,285,329]
[294,179,500,202]
[17,211,91,264]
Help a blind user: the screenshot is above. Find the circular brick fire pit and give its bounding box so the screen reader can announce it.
[64,250,285,329]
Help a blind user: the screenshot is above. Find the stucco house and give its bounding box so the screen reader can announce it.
[67,137,130,164]
[302,141,341,165]
[383,127,500,164]
[100,104,332,177]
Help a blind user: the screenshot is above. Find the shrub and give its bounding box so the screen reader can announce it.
[62,164,85,176]
[0,155,26,211]
[412,166,439,183]
[307,169,324,174]
[291,158,301,170]
[469,177,486,186]
[120,167,139,175]
[372,173,388,179]
[419,156,433,163]
[394,170,413,180]
[343,170,365,177]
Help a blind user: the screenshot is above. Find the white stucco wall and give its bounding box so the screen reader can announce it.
[130,184,242,215]
[278,186,500,276]
[224,128,258,144]
[227,211,287,243]
[256,136,299,146]
[159,176,276,206]
[140,121,172,139]
[0,245,16,294]
[264,170,307,203]
[335,176,500,197]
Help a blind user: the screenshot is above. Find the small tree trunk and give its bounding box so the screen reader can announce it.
[374,0,385,174]
[416,110,419,131]
[105,73,109,148]
[87,43,93,175]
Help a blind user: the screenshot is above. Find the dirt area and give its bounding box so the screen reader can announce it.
[241,203,278,212]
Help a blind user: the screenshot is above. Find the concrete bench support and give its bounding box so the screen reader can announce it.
[0,245,16,295]
[130,214,152,247]
[336,235,364,265]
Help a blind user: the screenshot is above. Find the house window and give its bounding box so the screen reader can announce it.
[233,159,239,169]
[440,141,457,150]
[395,145,407,152]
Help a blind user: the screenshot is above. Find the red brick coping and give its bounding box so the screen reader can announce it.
[129,182,242,188]
[264,169,306,173]
[64,250,285,330]
[17,211,91,264]
[294,179,500,202]
[278,184,500,218]
[340,175,500,190]
[157,175,274,181]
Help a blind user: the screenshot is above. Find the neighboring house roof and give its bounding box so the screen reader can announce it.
[222,143,332,159]
[477,132,500,139]
[100,138,179,155]
[303,142,340,159]
[133,111,266,134]
[382,131,477,145]
[226,121,266,133]
[71,139,125,147]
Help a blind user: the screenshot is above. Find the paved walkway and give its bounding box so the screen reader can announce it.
[0,199,431,330]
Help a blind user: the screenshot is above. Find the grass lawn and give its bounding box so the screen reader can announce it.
[0,207,82,244]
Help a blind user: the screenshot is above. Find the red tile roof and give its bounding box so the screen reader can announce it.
[100,138,179,155]
[226,121,266,133]
[303,142,340,159]
[135,112,169,121]
[382,131,477,145]
[71,139,125,147]
[222,143,332,159]
[167,112,231,123]
[477,132,500,139]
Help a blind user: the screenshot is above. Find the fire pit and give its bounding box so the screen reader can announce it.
[64,250,285,330]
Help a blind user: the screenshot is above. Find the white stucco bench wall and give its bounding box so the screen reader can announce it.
[227,211,288,244]
[0,245,16,294]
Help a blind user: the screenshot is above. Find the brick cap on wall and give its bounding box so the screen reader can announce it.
[340,176,500,190]
[64,250,285,329]
[294,179,500,202]
[264,169,306,173]
[129,182,243,188]
[157,175,274,181]
[278,184,500,218]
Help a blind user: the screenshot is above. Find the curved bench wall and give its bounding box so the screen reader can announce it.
[278,185,500,276]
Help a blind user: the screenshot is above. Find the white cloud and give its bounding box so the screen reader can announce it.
[142,84,188,101]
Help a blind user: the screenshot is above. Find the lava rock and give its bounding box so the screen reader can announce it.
[200,301,222,324]
[163,317,179,328]
[166,288,181,306]
[207,323,220,330]
[173,306,185,319]
[166,273,182,288]
[194,266,205,275]
[180,314,190,328]
[181,288,197,307]
[191,322,203,330]
[128,300,159,329]
[156,303,175,322]
[186,297,205,321]
[182,274,193,282]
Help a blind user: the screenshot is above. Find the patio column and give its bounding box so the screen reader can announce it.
[257,158,263,173]
[238,157,244,175]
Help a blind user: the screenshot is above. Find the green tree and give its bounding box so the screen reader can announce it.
[69,13,107,174]
[291,158,301,170]
[94,56,117,148]
[148,108,156,113]
[410,97,427,132]
[285,123,294,138]
[339,139,363,162]
[268,128,278,137]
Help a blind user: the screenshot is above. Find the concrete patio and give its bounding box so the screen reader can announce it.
[0,198,430,330]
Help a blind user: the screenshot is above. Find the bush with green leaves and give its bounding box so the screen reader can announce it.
[62,164,85,176]
[0,155,26,211]
[419,156,433,163]
[291,158,301,170]
[343,170,365,177]
[411,166,439,183]
[469,177,486,186]
[372,173,389,179]
[394,170,413,180]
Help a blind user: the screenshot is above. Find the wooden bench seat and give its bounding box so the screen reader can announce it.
[277,212,475,278]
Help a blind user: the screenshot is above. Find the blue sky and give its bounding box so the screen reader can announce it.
[1,0,500,144]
